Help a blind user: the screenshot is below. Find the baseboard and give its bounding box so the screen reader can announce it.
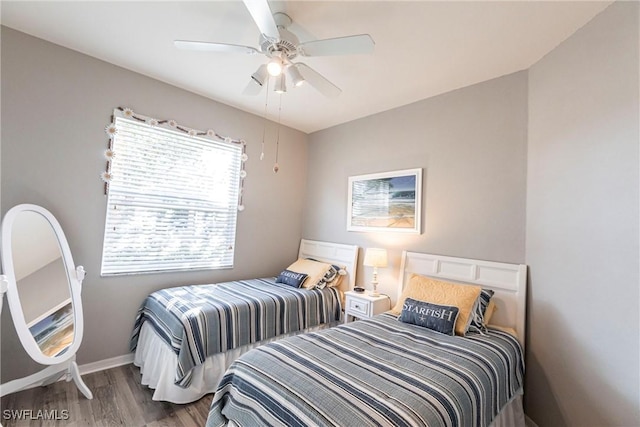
[525,415,539,427]
[0,354,135,395]
[78,353,134,375]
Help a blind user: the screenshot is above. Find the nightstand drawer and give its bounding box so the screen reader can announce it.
[344,290,390,323]
[347,297,370,317]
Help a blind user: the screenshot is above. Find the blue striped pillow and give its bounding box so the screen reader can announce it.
[399,298,459,336]
[469,289,495,331]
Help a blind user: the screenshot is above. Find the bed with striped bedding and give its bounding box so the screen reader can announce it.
[206,312,524,427]
[130,278,342,388]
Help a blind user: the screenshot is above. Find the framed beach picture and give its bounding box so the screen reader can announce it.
[347,168,422,233]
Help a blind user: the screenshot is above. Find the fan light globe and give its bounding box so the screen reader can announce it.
[274,74,286,93]
[251,64,268,86]
[286,65,305,87]
[267,58,283,77]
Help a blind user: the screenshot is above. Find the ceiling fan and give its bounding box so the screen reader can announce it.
[174,0,375,98]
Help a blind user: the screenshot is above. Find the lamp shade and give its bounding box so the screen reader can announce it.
[363,248,388,268]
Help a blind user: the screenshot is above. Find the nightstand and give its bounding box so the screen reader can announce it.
[344,291,390,323]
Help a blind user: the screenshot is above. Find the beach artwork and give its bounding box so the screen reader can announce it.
[348,168,422,234]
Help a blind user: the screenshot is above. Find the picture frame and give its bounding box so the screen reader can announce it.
[347,168,422,234]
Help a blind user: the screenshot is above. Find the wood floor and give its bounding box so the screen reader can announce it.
[0,364,212,427]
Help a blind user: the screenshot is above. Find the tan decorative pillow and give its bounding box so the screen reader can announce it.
[392,274,482,336]
[285,258,332,289]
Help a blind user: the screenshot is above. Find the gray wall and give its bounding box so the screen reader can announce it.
[1,27,309,381]
[304,2,639,425]
[304,71,528,300]
[526,2,639,426]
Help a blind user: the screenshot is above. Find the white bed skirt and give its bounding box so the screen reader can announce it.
[490,392,526,427]
[133,321,336,404]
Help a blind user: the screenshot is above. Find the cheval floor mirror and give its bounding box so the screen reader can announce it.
[0,204,92,399]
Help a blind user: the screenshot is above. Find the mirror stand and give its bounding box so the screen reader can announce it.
[0,269,93,399]
[0,204,93,400]
[0,355,93,399]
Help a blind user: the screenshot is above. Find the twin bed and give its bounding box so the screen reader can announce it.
[131,239,359,403]
[131,240,528,427]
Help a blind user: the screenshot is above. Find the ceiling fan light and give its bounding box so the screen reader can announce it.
[274,74,286,93]
[286,65,305,87]
[251,65,268,86]
[267,57,283,77]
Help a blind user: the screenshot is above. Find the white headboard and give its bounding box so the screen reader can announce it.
[298,239,359,294]
[399,251,527,348]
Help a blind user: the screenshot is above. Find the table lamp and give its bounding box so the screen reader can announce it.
[363,248,388,296]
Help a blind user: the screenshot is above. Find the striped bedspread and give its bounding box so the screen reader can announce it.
[207,313,524,427]
[130,278,342,387]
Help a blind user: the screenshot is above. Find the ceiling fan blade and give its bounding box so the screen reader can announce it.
[174,40,259,55]
[295,63,341,98]
[242,0,279,41]
[298,34,375,57]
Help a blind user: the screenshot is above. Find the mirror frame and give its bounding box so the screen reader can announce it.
[1,204,85,365]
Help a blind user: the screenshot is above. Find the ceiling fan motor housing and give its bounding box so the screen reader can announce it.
[259,13,299,59]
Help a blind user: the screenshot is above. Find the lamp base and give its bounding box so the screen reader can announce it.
[370,279,379,297]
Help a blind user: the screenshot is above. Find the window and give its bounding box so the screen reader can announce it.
[101,110,245,276]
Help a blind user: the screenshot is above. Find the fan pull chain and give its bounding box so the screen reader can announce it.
[273,94,282,173]
[260,81,270,161]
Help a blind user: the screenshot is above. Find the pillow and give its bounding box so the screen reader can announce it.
[285,258,332,289]
[399,298,459,336]
[484,300,497,324]
[304,259,347,289]
[391,274,481,336]
[316,264,347,289]
[275,270,309,288]
[330,265,347,288]
[326,272,344,288]
[469,289,495,332]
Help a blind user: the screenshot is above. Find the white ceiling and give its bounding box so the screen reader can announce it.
[1,1,612,134]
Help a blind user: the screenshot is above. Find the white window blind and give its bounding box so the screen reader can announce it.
[101,114,243,276]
